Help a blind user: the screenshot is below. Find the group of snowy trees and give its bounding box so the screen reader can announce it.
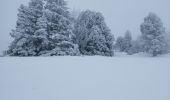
[115,13,169,56]
[7,0,114,56]
[5,0,169,57]
[115,30,132,54]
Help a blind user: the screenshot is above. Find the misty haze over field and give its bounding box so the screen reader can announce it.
[0,0,170,53]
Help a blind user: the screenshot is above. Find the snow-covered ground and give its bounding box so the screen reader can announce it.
[0,53,170,100]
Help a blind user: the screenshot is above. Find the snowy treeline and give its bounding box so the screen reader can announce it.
[115,30,132,54]
[115,13,170,56]
[5,0,170,57]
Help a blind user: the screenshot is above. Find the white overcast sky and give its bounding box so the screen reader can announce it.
[0,0,170,53]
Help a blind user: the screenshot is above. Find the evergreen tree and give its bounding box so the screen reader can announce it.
[36,0,79,56]
[33,15,50,55]
[124,30,132,53]
[8,0,44,56]
[74,10,114,56]
[140,13,167,56]
[115,36,125,52]
[115,31,132,53]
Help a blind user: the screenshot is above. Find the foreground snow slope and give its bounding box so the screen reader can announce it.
[0,55,170,100]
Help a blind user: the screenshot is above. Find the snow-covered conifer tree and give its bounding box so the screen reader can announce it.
[8,0,44,56]
[140,13,167,56]
[124,30,132,53]
[115,31,132,53]
[74,10,114,56]
[36,0,79,56]
[115,36,126,52]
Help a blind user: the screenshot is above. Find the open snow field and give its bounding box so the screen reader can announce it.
[0,54,170,100]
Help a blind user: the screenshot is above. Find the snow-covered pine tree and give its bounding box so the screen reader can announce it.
[115,36,126,52]
[8,0,44,56]
[115,31,132,53]
[74,10,114,56]
[140,13,168,56]
[33,14,50,56]
[36,0,79,56]
[124,30,132,53]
